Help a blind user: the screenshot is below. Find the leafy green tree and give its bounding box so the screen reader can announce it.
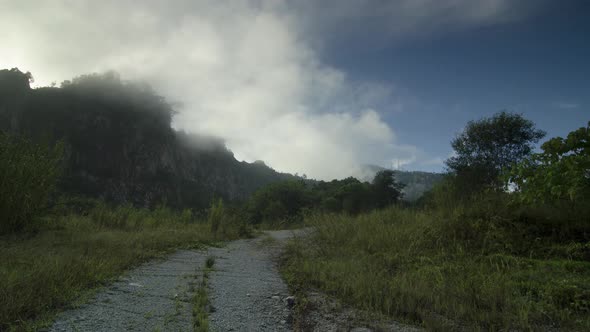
[312,177,373,214]
[246,180,312,224]
[508,121,589,204]
[446,111,545,191]
[339,180,372,214]
[371,170,405,208]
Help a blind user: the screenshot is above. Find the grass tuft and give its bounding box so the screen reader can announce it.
[192,256,215,332]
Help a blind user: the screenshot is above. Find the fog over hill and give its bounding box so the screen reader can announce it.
[360,164,444,201]
[0,68,297,208]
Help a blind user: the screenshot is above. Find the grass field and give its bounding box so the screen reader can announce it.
[281,207,590,331]
[0,203,244,331]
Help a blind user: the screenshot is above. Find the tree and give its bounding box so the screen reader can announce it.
[371,170,405,208]
[246,180,312,224]
[446,111,545,191]
[508,121,589,204]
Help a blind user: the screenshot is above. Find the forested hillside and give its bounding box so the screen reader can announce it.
[0,68,296,209]
[361,164,444,201]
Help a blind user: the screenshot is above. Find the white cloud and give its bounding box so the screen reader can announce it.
[0,0,542,179]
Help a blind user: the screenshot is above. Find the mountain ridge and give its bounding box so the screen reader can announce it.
[0,68,297,209]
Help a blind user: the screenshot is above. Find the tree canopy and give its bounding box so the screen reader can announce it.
[446,111,545,191]
[508,121,589,204]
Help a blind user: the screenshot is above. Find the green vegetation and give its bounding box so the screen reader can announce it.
[282,114,590,330]
[283,205,590,330]
[446,111,546,193]
[192,256,215,332]
[0,68,283,330]
[393,170,444,202]
[0,68,297,210]
[508,121,589,205]
[2,65,587,331]
[0,120,251,330]
[244,170,406,227]
[0,134,63,234]
[246,180,312,226]
[0,201,246,331]
[361,166,444,202]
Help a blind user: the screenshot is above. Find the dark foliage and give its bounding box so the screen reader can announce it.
[0,133,63,234]
[446,111,545,193]
[361,165,444,201]
[246,171,405,225]
[0,68,296,210]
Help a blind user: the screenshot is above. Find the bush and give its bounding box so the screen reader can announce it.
[0,133,63,234]
[246,180,312,225]
[207,199,252,238]
[208,198,224,235]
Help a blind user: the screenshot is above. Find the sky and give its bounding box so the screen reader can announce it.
[1,0,588,180]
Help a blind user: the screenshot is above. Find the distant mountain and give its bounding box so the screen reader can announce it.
[361,164,444,201]
[0,68,296,209]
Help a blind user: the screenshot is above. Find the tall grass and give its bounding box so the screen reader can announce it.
[0,202,244,331]
[282,206,590,331]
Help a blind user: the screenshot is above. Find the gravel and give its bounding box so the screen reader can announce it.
[48,250,207,332]
[46,230,299,332]
[300,291,423,332]
[207,230,299,331]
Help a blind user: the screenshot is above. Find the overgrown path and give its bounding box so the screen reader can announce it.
[48,230,298,331]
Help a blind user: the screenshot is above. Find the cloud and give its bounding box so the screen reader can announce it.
[553,101,580,110]
[0,0,542,179]
[288,0,547,49]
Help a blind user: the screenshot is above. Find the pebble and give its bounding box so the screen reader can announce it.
[285,296,296,307]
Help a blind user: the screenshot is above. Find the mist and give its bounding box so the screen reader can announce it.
[0,0,543,180]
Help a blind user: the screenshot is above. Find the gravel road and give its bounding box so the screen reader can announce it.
[48,250,207,332]
[207,230,298,331]
[47,230,299,332]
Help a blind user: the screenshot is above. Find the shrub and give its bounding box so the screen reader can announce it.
[0,133,63,234]
[208,198,225,235]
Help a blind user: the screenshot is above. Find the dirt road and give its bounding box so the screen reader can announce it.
[48,230,298,331]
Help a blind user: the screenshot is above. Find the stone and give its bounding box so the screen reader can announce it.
[285,296,296,307]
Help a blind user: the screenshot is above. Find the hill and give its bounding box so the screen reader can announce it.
[361,164,444,201]
[0,68,296,209]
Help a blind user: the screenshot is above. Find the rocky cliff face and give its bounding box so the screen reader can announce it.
[0,69,294,209]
